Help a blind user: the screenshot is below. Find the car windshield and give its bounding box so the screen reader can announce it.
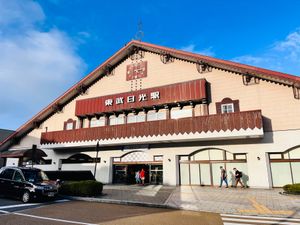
[21,170,49,183]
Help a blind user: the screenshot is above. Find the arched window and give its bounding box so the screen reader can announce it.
[61,153,100,164]
[64,118,76,130]
[216,98,240,114]
[179,148,247,186]
[269,146,300,187]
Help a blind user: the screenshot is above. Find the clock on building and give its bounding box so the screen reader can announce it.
[126,61,147,81]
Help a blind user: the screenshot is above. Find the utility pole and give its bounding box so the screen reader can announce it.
[94,141,100,179]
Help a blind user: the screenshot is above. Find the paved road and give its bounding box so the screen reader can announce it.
[0,196,68,213]
[0,200,222,225]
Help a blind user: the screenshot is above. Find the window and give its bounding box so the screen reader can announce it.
[1,168,14,180]
[127,113,137,123]
[109,115,117,125]
[221,103,234,113]
[64,119,76,130]
[136,112,146,122]
[61,153,100,164]
[154,155,163,161]
[171,107,193,119]
[269,153,283,159]
[147,110,167,121]
[216,98,240,114]
[66,122,73,130]
[109,115,125,125]
[13,171,24,182]
[234,153,247,160]
[90,118,100,127]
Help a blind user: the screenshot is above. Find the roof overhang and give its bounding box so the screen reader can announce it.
[0,148,47,158]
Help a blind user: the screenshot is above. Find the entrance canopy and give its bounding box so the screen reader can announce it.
[0,148,47,158]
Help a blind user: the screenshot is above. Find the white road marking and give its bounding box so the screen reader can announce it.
[12,212,97,225]
[221,214,300,222]
[222,214,300,225]
[0,210,9,214]
[0,199,69,210]
[0,203,41,209]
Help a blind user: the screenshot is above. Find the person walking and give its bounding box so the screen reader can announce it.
[233,168,245,188]
[140,168,145,185]
[135,170,140,184]
[219,166,228,188]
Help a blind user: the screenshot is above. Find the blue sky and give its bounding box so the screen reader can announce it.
[1,0,300,130]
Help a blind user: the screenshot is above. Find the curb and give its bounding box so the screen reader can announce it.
[62,195,174,210]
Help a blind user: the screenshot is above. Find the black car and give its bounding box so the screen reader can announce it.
[0,166,58,203]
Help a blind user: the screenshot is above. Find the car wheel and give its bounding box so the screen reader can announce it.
[22,191,31,203]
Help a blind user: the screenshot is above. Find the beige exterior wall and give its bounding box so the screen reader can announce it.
[12,51,300,150]
[7,50,300,189]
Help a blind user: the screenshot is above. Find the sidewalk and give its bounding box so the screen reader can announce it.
[70,185,300,219]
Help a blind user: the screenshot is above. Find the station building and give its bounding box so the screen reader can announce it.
[0,41,300,188]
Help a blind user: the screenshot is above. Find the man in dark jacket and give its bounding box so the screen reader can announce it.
[233,168,245,188]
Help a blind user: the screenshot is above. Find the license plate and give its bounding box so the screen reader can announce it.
[48,192,55,197]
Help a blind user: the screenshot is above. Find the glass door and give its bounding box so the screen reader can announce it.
[149,164,163,185]
[211,163,225,186]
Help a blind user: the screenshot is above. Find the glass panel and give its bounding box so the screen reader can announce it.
[150,165,163,171]
[194,150,209,160]
[200,164,211,185]
[269,154,282,159]
[226,163,248,187]
[157,110,167,120]
[154,155,163,161]
[211,163,225,186]
[136,113,146,122]
[109,116,116,125]
[283,152,289,159]
[270,163,293,187]
[127,114,136,123]
[116,115,125,125]
[147,112,157,121]
[98,117,106,126]
[235,154,246,160]
[190,164,200,185]
[179,156,189,161]
[90,118,101,127]
[13,171,24,182]
[171,108,193,119]
[291,162,300,183]
[180,163,190,185]
[66,122,73,130]
[289,147,300,159]
[209,150,224,160]
[221,103,234,113]
[150,170,163,184]
[113,165,127,184]
[226,152,234,160]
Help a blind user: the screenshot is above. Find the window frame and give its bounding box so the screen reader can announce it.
[221,103,234,114]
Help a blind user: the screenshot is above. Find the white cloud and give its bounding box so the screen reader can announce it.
[180,44,215,57]
[0,0,45,28]
[233,29,300,76]
[0,0,86,130]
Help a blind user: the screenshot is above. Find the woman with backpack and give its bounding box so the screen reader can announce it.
[233,168,245,188]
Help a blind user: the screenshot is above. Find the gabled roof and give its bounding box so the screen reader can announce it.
[1,40,300,151]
